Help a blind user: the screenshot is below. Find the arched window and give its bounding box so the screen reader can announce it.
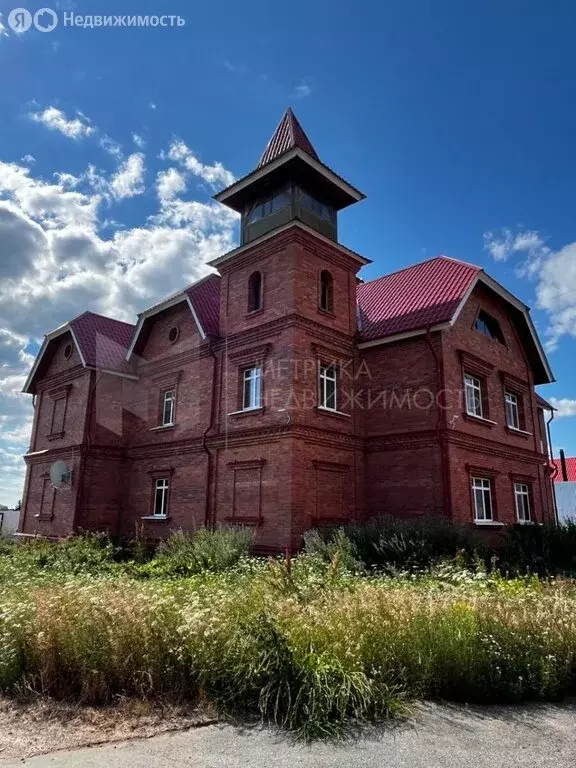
[248,271,262,312]
[319,270,334,312]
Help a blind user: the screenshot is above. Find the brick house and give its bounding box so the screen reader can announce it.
[18,109,557,550]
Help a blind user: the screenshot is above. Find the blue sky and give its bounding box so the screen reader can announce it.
[0,0,575,505]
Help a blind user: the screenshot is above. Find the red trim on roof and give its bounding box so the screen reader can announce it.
[185,274,221,337]
[69,312,135,374]
[258,108,319,168]
[552,458,576,482]
[357,256,480,341]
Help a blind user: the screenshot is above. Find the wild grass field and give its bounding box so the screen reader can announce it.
[1,523,576,740]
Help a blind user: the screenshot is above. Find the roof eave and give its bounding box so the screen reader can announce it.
[208,220,371,269]
[213,148,365,211]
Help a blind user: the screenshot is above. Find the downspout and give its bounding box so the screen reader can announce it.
[202,340,218,529]
[548,410,559,524]
[425,326,451,519]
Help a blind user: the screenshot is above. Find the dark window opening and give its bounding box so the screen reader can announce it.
[300,190,335,222]
[63,343,72,360]
[319,270,334,312]
[168,326,180,344]
[246,188,291,224]
[248,271,262,312]
[474,310,505,343]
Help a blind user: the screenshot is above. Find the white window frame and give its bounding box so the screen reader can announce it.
[464,374,483,418]
[319,364,337,411]
[162,389,175,426]
[153,478,169,518]
[514,482,531,522]
[243,366,262,410]
[471,476,493,521]
[505,391,520,430]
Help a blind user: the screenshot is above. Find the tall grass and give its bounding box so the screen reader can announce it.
[2,542,576,738]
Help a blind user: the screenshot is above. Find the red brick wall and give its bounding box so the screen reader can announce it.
[442,283,554,525]
[20,228,556,546]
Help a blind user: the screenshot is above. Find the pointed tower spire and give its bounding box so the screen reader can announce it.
[258,108,319,168]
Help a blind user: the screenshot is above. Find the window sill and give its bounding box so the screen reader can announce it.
[150,423,175,431]
[47,431,65,441]
[463,412,497,427]
[141,515,170,522]
[227,407,264,417]
[318,307,336,318]
[506,426,532,438]
[245,308,264,318]
[474,520,505,527]
[315,406,351,419]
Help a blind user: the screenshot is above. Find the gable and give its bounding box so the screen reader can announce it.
[41,332,82,379]
[131,301,202,363]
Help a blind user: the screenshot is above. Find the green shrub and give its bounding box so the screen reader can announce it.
[150,526,254,577]
[499,522,576,575]
[311,518,490,573]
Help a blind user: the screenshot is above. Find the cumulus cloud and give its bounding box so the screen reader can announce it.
[30,107,95,140]
[482,227,576,350]
[109,153,145,199]
[165,139,235,188]
[549,398,576,418]
[0,135,238,505]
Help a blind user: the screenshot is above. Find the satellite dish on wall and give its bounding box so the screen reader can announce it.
[49,460,72,489]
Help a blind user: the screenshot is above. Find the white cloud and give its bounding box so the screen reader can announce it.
[549,398,576,418]
[109,153,145,200]
[21,154,35,165]
[166,139,235,188]
[0,136,237,505]
[483,228,576,351]
[31,107,95,140]
[132,134,145,149]
[148,102,157,110]
[294,78,312,98]
[100,135,123,158]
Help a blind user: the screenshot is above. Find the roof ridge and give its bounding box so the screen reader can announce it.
[71,310,135,328]
[359,254,479,288]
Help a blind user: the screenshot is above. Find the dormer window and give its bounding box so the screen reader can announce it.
[319,270,334,313]
[248,271,263,313]
[474,310,504,343]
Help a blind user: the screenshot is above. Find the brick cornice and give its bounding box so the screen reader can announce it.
[499,370,529,394]
[35,366,86,393]
[458,350,494,377]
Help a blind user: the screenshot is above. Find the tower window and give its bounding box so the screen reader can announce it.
[474,310,504,343]
[248,271,263,313]
[300,190,335,222]
[319,270,334,313]
[246,188,291,224]
[243,366,262,410]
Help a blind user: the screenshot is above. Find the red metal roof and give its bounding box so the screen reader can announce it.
[258,108,320,168]
[357,256,480,342]
[69,312,135,374]
[553,458,576,482]
[184,274,221,337]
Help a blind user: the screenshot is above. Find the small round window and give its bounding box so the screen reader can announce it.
[168,326,180,344]
[63,343,73,360]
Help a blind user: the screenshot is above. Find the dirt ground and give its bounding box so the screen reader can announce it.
[0,696,216,760]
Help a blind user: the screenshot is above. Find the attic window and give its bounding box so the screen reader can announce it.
[474,310,504,344]
[168,326,180,344]
[63,343,73,360]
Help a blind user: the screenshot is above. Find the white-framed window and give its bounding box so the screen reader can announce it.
[243,366,262,410]
[471,477,493,521]
[153,478,169,517]
[464,374,483,417]
[319,364,337,410]
[514,482,531,522]
[162,389,175,426]
[505,391,520,430]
